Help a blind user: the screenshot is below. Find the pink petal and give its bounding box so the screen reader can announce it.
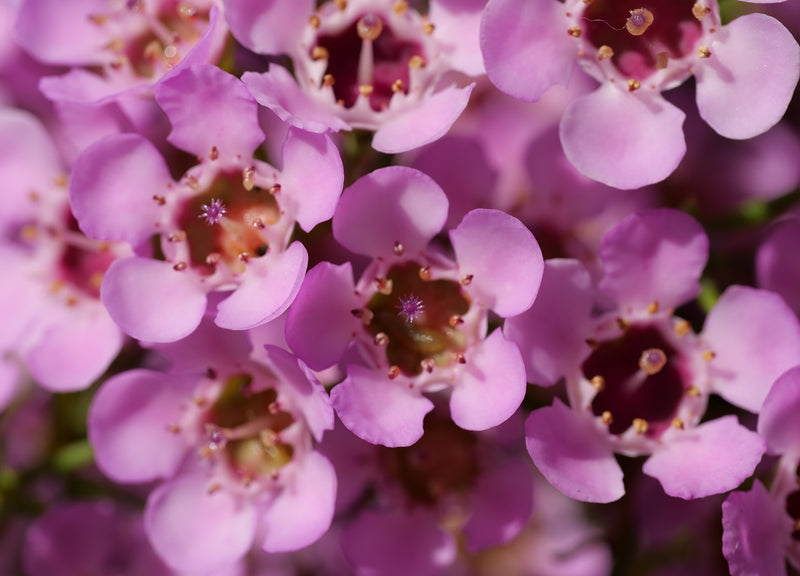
[480,0,575,101]
[101,257,207,343]
[695,13,800,139]
[642,416,765,499]
[331,366,434,447]
[371,83,475,153]
[222,0,314,55]
[333,166,448,259]
[429,0,486,76]
[241,67,350,133]
[757,217,800,315]
[450,208,543,317]
[69,134,171,245]
[285,261,360,372]
[155,64,263,159]
[758,365,800,455]
[26,304,123,392]
[449,329,527,431]
[278,128,343,232]
[702,285,800,412]
[722,481,791,576]
[145,474,256,574]
[89,370,190,483]
[341,508,456,576]
[261,451,337,552]
[560,85,686,189]
[598,209,708,310]
[214,241,308,330]
[525,400,624,503]
[504,259,594,386]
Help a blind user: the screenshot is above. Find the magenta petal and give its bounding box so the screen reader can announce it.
[642,416,765,499]
[285,261,360,371]
[242,67,351,133]
[598,209,708,310]
[560,86,686,189]
[89,370,189,483]
[480,0,575,101]
[342,508,456,576]
[26,305,123,392]
[155,64,264,159]
[462,457,533,552]
[504,259,593,386]
[702,285,800,412]
[450,208,543,317]
[261,451,336,552]
[525,400,624,503]
[372,83,475,153]
[333,166,448,259]
[101,258,207,343]
[214,241,308,330]
[722,481,790,576]
[449,329,527,431]
[145,474,256,574]
[222,0,314,55]
[758,365,800,455]
[278,128,343,232]
[696,14,800,139]
[331,366,434,447]
[70,134,171,245]
[757,217,800,315]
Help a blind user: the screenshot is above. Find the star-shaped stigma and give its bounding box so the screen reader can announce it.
[397,293,425,324]
[199,198,227,225]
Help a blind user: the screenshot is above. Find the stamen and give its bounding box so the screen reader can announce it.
[632,418,649,434]
[639,348,667,375]
[199,198,227,225]
[590,375,605,390]
[420,358,435,373]
[601,410,613,425]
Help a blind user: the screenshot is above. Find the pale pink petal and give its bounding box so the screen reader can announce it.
[722,481,791,576]
[331,366,434,447]
[695,13,800,139]
[278,128,343,232]
[214,241,308,330]
[703,285,800,412]
[758,365,800,456]
[222,0,314,55]
[101,258,207,343]
[757,217,800,315]
[481,0,575,101]
[145,474,256,574]
[504,259,594,386]
[372,83,475,153]
[261,451,337,552]
[560,86,686,189]
[449,329,527,431]
[285,261,360,371]
[450,208,543,317]
[429,0,486,76]
[525,400,624,503]
[642,416,766,499]
[89,370,190,483]
[242,67,351,133]
[598,209,708,310]
[333,166,448,259]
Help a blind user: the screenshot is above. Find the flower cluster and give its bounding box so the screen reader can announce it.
[1,1,799,575]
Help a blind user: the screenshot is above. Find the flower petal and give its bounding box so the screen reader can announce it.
[222,0,314,55]
[758,365,800,456]
[757,217,800,316]
[450,208,543,317]
[560,86,686,189]
[696,13,800,139]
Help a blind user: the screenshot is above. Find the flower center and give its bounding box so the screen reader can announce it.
[365,261,470,377]
[582,323,687,437]
[582,1,702,79]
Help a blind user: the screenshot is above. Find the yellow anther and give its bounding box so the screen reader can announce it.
[628,79,641,92]
[598,45,614,60]
[632,418,649,434]
[590,375,606,390]
[602,411,613,425]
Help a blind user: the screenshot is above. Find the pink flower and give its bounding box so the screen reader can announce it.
[286,166,544,446]
[481,0,800,188]
[505,209,800,502]
[226,0,481,152]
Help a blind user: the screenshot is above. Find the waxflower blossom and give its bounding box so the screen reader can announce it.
[69,63,343,342]
[88,317,337,574]
[481,0,800,189]
[0,108,128,406]
[722,365,800,576]
[285,166,544,447]
[225,0,481,153]
[505,209,800,502]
